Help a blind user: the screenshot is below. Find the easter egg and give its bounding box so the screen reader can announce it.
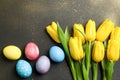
[49,46,65,62]
[36,56,50,74]
[3,45,22,60]
[16,59,32,78]
[25,42,39,60]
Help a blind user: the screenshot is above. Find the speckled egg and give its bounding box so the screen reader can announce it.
[25,42,39,60]
[49,46,65,62]
[16,59,32,78]
[36,56,50,74]
[3,45,22,60]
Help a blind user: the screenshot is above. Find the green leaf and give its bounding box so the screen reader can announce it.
[76,28,86,39]
[57,22,77,80]
[57,22,68,53]
[65,27,70,42]
[57,22,65,43]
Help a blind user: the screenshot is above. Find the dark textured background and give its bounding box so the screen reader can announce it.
[0,0,120,80]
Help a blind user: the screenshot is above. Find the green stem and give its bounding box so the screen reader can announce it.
[85,41,92,74]
[106,60,114,80]
[101,40,108,80]
[81,59,89,80]
[103,70,106,80]
[101,60,107,80]
[63,43,77,80]
[74,61,83,80]
[57,24,77,80]
[92,61,98,80]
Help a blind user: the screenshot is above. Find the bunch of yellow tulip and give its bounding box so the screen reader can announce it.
[46,19,120,80]
[96,19,120,80]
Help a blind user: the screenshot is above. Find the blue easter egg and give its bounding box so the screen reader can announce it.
[16,59,32,78]
[49,46,65,62]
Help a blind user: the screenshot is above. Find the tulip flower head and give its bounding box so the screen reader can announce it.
[96,19,114,42]
[46,22,60,43]
[107,40,119,61]
[92,41,105,63]
[85,19,96,41]
[69,37,84,61]
[110,27,120,46]
[73,23,85,44]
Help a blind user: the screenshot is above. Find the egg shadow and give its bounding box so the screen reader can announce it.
[0,47,13,63]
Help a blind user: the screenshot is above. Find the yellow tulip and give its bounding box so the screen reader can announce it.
[69,37,84,61]
[107,40,119,61]
[73,23,85,44]
[92,41,105,63]
[85,19,96,41]
[46,22,60,43]
[110,27,120,42]
[96,19,114,42]
[110,27,120,59]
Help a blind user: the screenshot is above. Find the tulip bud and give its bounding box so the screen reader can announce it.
[85,19,96,41]
[46,22,60,43]
[107,40,119,61]
[73,24,85,44]
[96,19,114,42]
[69,37,84,61]
[92,41,105,63]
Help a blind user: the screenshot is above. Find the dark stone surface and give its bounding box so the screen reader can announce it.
[0,0,120,80]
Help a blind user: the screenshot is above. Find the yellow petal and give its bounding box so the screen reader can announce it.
[73,24,85,44]
[69,37,84,61]
[96,19,114,42]
[110,27,120,41]
[107,40,119,61]
[92,41,104,62]
[85,19,96,41]
[77,37,84,59]
[46,25,60,43]
[51,22,57,31]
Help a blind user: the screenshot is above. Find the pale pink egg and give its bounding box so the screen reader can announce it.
[25,42,39,60]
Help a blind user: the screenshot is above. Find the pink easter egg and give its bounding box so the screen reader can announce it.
[25,42,39,60]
